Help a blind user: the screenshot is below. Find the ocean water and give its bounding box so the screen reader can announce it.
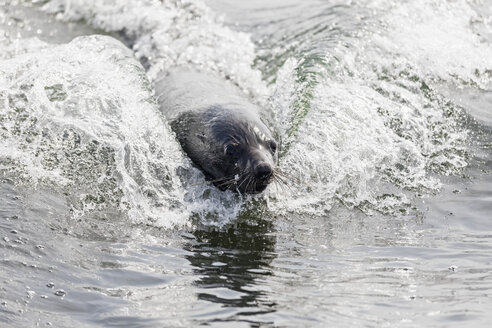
[1,0,491,327]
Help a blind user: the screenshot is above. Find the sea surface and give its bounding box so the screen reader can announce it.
[1,0,491,327]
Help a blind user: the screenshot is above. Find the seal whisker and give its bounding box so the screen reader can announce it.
[215,173,242,189]
[272,176,284,193]
[276,174,298,183]
[236,172,251,191]
[216,177,238,189]
[247,175,256,193]
[235,175,247,195]
[271,172,296,193]
[218,169,252,190]
[272,177,280,194]
[273,169,311,188]
[273,169,298,181]
[277,177,286,192]
[239,175,250,192]
[188,173,239,187]
[272,171,288,184]
[273,175,288,192]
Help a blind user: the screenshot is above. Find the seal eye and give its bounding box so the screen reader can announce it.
[269,140,277,153]
[224,143,239,156]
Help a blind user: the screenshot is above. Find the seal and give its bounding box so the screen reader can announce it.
[155,70,277,194]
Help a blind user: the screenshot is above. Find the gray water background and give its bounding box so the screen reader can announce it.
[1,0,492,327]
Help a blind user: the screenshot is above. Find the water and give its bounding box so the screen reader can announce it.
[1,0,491,326]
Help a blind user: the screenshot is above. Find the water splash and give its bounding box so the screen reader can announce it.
[267,0,475,216]
[0,35,188,227]
[43,0,269,100]
[2,0,485,225]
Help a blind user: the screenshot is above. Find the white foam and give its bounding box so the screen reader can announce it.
[43,0,269,100]
[267,0,476,216]
[0,35,189,228]
[2,0,484,224]
[373,0,492,87]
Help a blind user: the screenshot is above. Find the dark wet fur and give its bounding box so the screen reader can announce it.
[171,106,278,194]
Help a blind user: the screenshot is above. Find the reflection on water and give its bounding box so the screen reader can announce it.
[186,207,277,325]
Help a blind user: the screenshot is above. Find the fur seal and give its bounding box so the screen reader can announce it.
[155,70,277,194]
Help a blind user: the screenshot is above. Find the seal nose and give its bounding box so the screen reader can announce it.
[254,162,272,181]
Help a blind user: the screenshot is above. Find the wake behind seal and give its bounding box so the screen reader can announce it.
[155,70,278,194]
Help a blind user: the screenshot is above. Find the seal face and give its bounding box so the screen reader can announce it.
[156,70,277,194]
[171,106,277,194]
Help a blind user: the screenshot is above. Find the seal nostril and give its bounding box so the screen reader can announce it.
[255,163,272,180]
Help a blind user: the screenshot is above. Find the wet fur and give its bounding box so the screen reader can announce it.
[156,70,278,193]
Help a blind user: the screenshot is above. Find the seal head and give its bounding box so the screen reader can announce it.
[156,70,278,194]
[171,105,277,194]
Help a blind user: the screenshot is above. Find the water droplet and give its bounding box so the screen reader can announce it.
[54,290,66,297]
